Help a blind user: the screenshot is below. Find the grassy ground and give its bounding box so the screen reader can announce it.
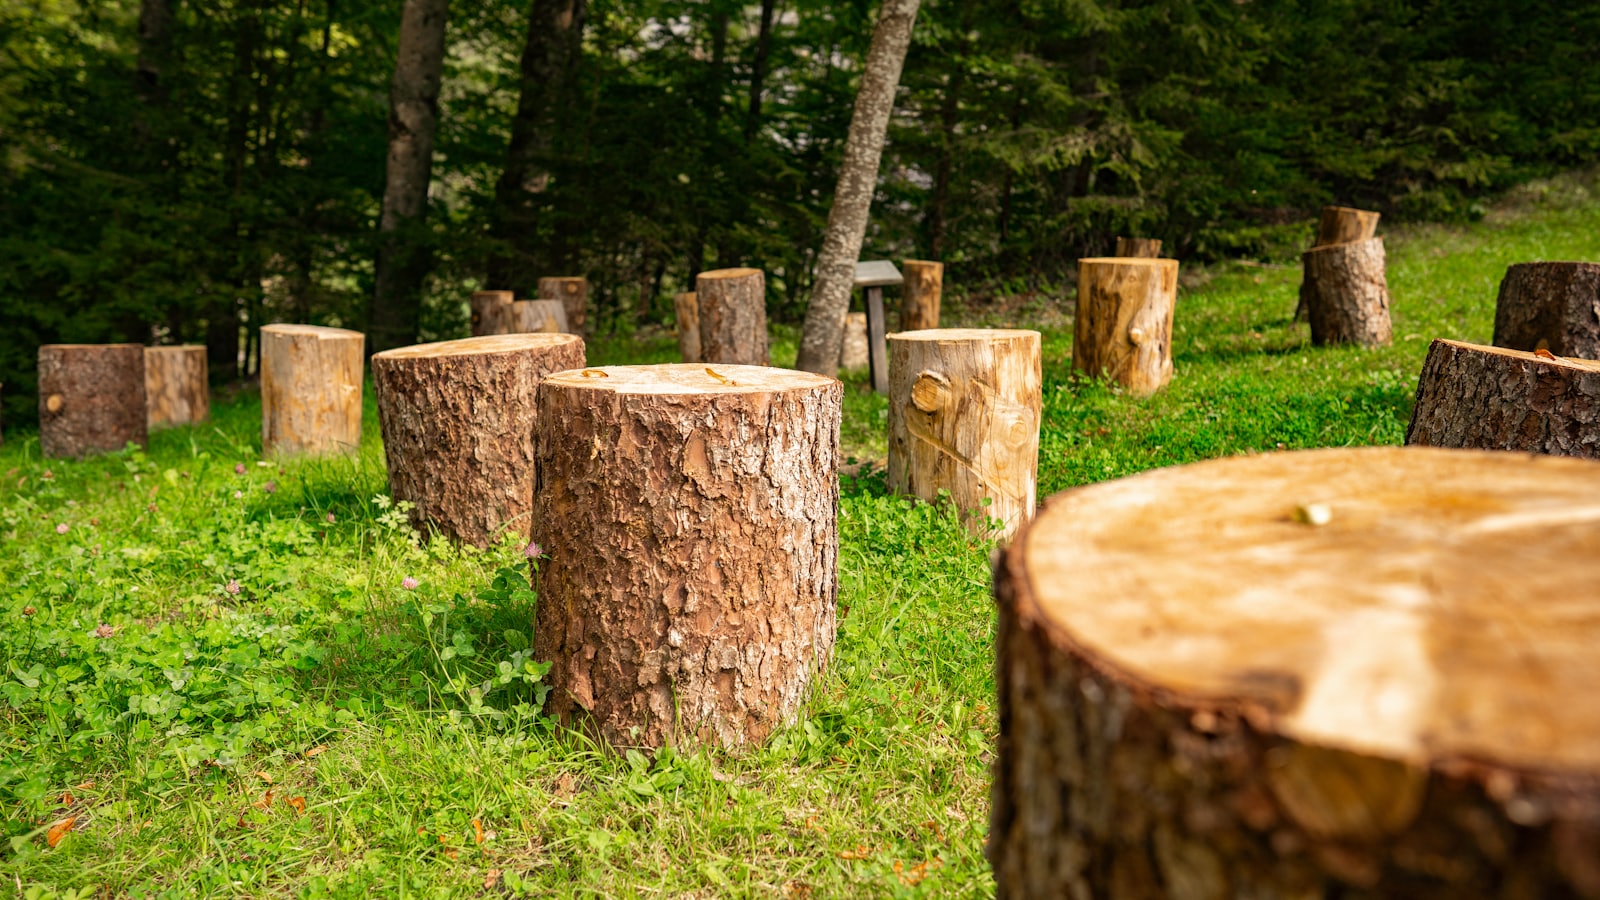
[2,171,1596,898]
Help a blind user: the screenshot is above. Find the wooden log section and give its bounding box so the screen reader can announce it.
[1492,262,1600,358]
[674,292,700,363]
[888,329,1041,539]
[839,312,869,371]
[38,344,147,459]
[695,268,769,366]
[510,299,568,335]
[260,324,365,458]
[532,364,841,751]
[900,259,944,331]
[1073,257,1179,396]
[538,277,589,332]
[992,446,1600,899]
[470,290,513,336]
[372,334,584,547]
[1297,206,1382,321]
[1114,237,1163,258]
[144,345,209,430]
[1406,338,1600,458]
[1302,237,1393,347]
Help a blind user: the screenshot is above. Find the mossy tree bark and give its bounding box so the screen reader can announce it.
[38,344,148,459]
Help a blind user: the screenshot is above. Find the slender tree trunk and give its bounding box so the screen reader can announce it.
[744,0,776,143]
[687,6,730,282]
[210,4,263,380]
[795,0,922,376]
[924,64,962,260]
[134,0,173,143]
[369,0,449,354]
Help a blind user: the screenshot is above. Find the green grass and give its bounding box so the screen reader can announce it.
[2,170,1597,898]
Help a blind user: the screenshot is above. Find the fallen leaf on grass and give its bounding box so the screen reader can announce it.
[837,844,874,860]
[472,818,485,845]
[921,819,945,842]
[60,791,74,806]
[255,771,274,784]
[784,882,812,899]
[554,772,576,798]
[46,817,77,848]
[74,781,95,791]
[303,746,327,759]
[252,789,275,809]
[484,869,503,889]
[285,796,306,815]
[894,857,944,887]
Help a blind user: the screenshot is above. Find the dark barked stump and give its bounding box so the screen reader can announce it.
[1302,237,1392,346]
[1407,338,1600,458]
[1492,262,1600,358]
[695,268,769,366]
[992,446,1600,899]
[38,344,148,459]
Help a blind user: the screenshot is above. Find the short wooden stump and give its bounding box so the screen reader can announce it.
[261,324,365,457]
[145,345,210,430]
[38,344,147,458]
[1493,261,1600,357]
[992,446,1600,898]
[1074,257,1178,396]
[532,364,842,751]
[1408,338,1600,458]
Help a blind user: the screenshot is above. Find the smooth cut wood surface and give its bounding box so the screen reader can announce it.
[38,344,147,459]
[1073,257,1178,396]
[674,292,700,363]
[1315,205,1380,247]
[510,298,569,335]
[538,276,589,332]
[839,312,869,370]
[1492,261,1600,358]
[696,268,769,366]
[1114,237,1162,258]
[144,345,209,429]
[1407,339,1600,457]
[1302,237,1393,347]
[260,324,365,457]
[900,259,943,331]
[470,290,513,336]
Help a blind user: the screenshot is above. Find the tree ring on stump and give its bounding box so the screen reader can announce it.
[911,370,952,412]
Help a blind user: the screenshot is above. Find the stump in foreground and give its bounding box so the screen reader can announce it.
[260,324,365,457]
[1302,237,1392,346]
[900,259,944,331]
[1406,338,1600,457]
[38,344,147,459]
[1073,257,1178,396]
[839,312,869,370]
[372,334,584,547]
[470,290,513,336]
[1492,262,1600,358]
[1114,236,1162,258]
[695,268,769,365]
[532,364,841,751]
[992,446,1600,899]
[888,329,1041,539]
[510,299,568,335]
[538,276,589,333]
[674,292,700,363]
[145,345,209,430]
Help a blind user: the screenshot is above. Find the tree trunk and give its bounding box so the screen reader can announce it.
[538,276,589,332]
[794,0,923,376]
[1114,237,1162,258]
[1302,238,1392,347]
[744,0,777,142]
[991,445,1600,900]
[470,290,514,336]
[839,312,869,370]
[1296,206,1380,320]
[696,268,769,365]
[372,334,584,547]
[1073,258,1178,396]
[38,345,148,459]
[900,259,943,331]
[925,63,963,260]
[144,345,210,430]
[674,292,700,363]
[531,364,842,751]
[510,299,568,334]
[369,0,449,354]
[260,325,365,457]
[1406,339,1600,457]
[1491,262,1600,358]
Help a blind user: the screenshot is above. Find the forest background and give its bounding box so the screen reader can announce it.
[2,0,1596,427]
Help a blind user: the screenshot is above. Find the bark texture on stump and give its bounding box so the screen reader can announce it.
[696,267,769,366]
[1406,338,1600,457]
[839,312,870,370]
[1114,237,1162,258]
[888,329,1040,539]
[1073,258,1178,396]
[532,364,842,751]
[260,324,365,457]
[510,299,568,334]
[1492,262,1600,358]
[992,446,1600,900]
[538,276,589,332]
[372,334,584,547]
[1316,205,1380,246]
[471,290,514,336]
[144,345,209,430]
[900,259,943,331]
[38,344,147,459]
[1302,237,1392,347]
[674,292,700,363]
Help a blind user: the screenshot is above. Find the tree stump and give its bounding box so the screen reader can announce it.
[992,446,1600,899]
[1316,205,1380,246]
[260,324,365,457]
[1073,257,1179,396]
[674,292,700,363]
[372,334,585,547]
[1114,237,1162,258]
[470,290,513,336]
[510,299,568,335]
[900,259,944,331]
[1405,338,1600,458]
[1301,238,1393,346]
[538,276,589,333]
[1492,262,1600,358]
[532,364,842,751]
[38,344,147,459]
[839,312,870,370]
[695,268,769,366]
[144,345,210,430]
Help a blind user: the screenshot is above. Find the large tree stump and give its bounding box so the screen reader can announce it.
[1114,237,1162,258]
[509,299,568,335]
[1301,238,1393,346]
[695,268,769,366]
[900,259,944,331]
[674,292,700,363]
[992,446,1600,899]
[887,329,1041,539]
[532,364,841,751]
[538,277,589,332]
[372,334,584,547]
[1296,206,1382,321]
[260,324,365,457]
[144,345,209,430]
[1073,257,1178,396]
[38,344,147,459]
[1405,338,1600,457]
[839,312,870,370]
[1492,262,1600,358]
[470,290,513,336]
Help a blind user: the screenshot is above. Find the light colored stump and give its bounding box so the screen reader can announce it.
[1406,338,1600,458]
[1114,237,1162,258]
[38,344,147,459]
[888,329,1041,539]
[1073,257,1178,396]
[695,268,769,366]
[260,324,365,458]
[470,290,513,336]
[1316,205,1380,246]
[144,345,210,430]
[1492,262,1600,358]
[674,292,700,363]
[839,312,870,370]
[1302,237,1392,346]
[992,446,1600,899]
[900,259,944,331]
[510,299,569,335]
[372,334,585,547]
[532,364,841,751]
[538,276,589,332]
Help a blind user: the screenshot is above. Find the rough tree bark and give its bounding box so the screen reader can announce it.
[674,292,700,363]
[1296,206,1381,321]
[1492,262,1600,358]
[696,268,769,365]
[531,364,842,751]
[839,312,869,370]
[538,276,588,332]
[510,299,568,334]
[260,325,365,457]
[794,0,923,375]
[38,345,148,459]
[1406,339,1600,457]
[1302,238,1392,347]
[372,334,584,547]
[144,345,209,430]
[1074,257,1179,396]
[992,446,1600,899]
[900,259,943,331]
[470,290,513,336]
[1114,237,1162,258]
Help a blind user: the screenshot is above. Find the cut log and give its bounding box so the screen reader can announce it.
[538,276,589,332]
[470,290,513,336]
[1492,262,1600,358]
[1316,205,1380,246]
[1301,237,1392,347]
[674,292,700,363]
[532,364,841,751]
[1114,237,1162,259]
[144,345,209,430]
[992,446,1600,899]
[1073,257,1179,396]
[38,344,147,459]
[260,324,365,457]
[1405,338,1600,457]
[510,299,568,335]
[887,329,1040,539]
[695,267,769,366]
[839,312,869,370]
[900,259,943,331]
[372,334,585,547]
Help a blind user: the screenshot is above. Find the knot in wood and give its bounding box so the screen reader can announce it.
[1128,326,1146,346]
[911,370,951,413]
[45,394,63,414]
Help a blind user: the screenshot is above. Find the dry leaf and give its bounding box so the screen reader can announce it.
[253,789,275,809]
[60,791,74,806]
[484,869,503,889]
[554,773,576,798]
[303,746,327,758]
[837,844,873,860]
[922,819,945,842]
[1536,348,1557,359]
[784,882,813,899]
[472,818,485,845]
[74,780,95,791]
[46,817,77,848]
[286,796,306,814]
[255,771,274,784]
